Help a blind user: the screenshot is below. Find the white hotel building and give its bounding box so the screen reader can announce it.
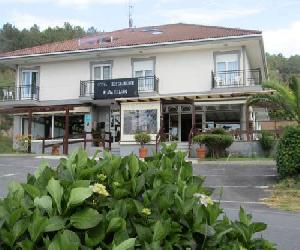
[0,23,268,156]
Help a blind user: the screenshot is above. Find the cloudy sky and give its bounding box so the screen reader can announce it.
[0,0,299,56]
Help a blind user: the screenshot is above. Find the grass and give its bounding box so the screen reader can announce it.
[0,135,13,153]
[264,177,300,212]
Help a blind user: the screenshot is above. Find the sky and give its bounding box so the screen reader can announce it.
[0,0,299,56]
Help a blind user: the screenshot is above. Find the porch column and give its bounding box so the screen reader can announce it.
[160,100,164,131]
[240,104,249,141]
[202,107,206,132]
[246,105,250,141]
[192,101,195,129]
[27,110,32,153]
[51,115,55,138]
[63,107,70,155]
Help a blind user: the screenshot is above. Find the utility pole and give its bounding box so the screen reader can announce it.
[128,0,133,28]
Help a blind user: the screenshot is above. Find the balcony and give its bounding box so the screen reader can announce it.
[80,76,159,98]
[0,85,40,105]
[212,69,262,88]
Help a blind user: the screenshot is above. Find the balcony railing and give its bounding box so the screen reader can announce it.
[0,85,40,102]
[212,69,262,88]
[80,76,159,97]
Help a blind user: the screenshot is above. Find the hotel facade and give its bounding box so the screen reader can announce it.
[0,23,269,156]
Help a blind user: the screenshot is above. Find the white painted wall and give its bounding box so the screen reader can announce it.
[156,49,213,94]
[17,46,253,101]
[39,60,90,101]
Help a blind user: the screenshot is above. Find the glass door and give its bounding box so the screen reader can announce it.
[21,71,37,99]
[110,111,120,143]
[215,53,239,87]
[169,114,179,141]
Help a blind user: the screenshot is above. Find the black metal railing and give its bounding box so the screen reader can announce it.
[0,85,40,102]
[137,75,158,92]
[212,69,262,88]
[80,76,159,97]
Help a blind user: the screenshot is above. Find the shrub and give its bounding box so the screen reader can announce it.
[0,145,274,249]
[134,132,151,147]
[193,131,234,158]
[259,131,274,156]
[276,126,300,177]
[210,128,227,135]
[192,134,205,146]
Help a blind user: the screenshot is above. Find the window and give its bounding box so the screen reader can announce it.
[123,109,157,134]
[215,53,240,87]
[133,59,155,92]
[92,64,111,80]
[21,70,39,99]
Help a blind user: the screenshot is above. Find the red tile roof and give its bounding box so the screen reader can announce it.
[0,23,261,58]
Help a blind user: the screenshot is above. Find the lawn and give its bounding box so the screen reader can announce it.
[264,177,300,212]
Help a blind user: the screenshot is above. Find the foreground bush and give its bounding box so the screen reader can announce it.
[0,144,274,249]
[276,126,300,177]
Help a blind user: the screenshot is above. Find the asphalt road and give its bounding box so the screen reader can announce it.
[0,156,299,249]
[194,161,300,250]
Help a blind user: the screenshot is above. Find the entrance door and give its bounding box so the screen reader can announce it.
[169,114,179,141]
[181,114,192,142]
[110,111,120,143]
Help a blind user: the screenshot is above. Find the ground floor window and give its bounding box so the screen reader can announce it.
[123,109,157,134]
[160,103,243,142]
[21,114,85,139]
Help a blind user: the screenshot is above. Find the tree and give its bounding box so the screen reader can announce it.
[248,77,300,124]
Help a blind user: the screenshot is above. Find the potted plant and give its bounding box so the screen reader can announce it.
[134,132,151,158]
[192,134,206,159]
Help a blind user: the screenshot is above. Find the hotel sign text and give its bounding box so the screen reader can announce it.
[94,78,139,99]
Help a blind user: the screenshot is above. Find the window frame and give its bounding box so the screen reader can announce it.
[92,64,112,80]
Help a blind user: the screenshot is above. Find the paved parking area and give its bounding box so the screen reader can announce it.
[194,161,300,250]
[0,155,59,197]
[0,156,300,249]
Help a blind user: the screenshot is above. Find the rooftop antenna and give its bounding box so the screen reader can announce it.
[128,0,133,28]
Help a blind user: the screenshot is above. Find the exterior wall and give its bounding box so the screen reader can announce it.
[38,60,90,101]
[119,144,156,157]
[16,46,253,101]
[156,49,213,94]
[190,141,264,158]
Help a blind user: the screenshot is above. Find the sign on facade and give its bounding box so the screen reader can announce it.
[94,78,139,99]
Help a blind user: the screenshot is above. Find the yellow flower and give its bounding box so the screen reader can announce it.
[97,174,107,181]
[141,208,151,216]
[113,181,120,187]
[91,183,109,197]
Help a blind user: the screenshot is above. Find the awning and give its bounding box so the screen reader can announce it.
[116,90,273,103]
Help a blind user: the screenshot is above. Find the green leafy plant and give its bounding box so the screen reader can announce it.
[276,125,300,177]
[259,131,274,156]
[248,77,300,124]
[134,132,151,147]
[0,145,274,249]
[192,134,205,146]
